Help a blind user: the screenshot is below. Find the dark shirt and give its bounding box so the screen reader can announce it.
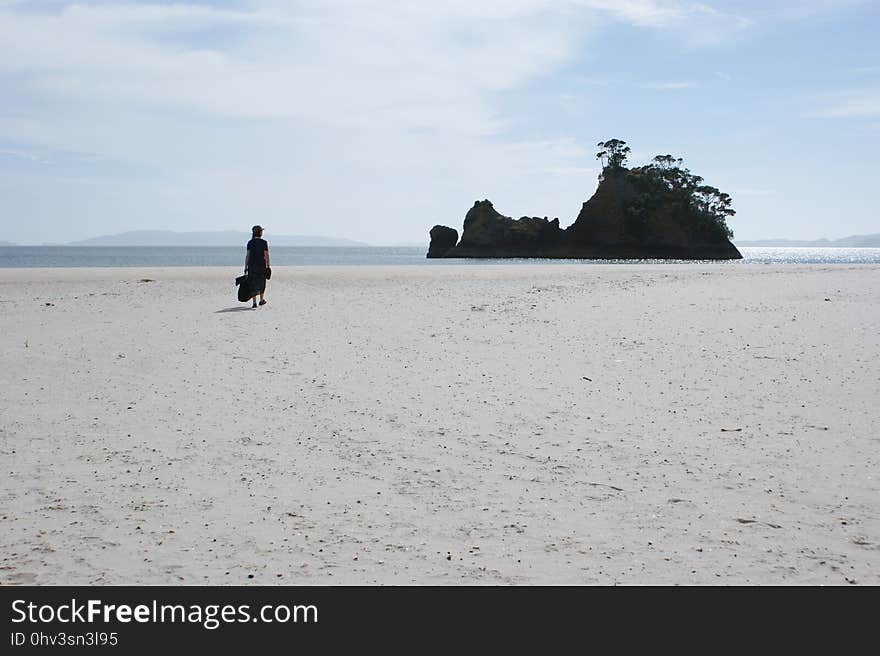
[247,238,268,270]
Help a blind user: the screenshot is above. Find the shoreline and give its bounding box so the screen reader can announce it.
[1,261,879,281]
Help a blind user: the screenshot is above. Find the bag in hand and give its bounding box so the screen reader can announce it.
[266,266,272,280]
[235,275,252,302]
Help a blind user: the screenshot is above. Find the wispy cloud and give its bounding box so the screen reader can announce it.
[0,2,589,128]
[809,92,880,118]
[0,1,754,125]
[642,81,696,90]
[0,1,766,241]
[0,147,44,163]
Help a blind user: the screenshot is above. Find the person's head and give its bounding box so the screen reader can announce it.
[252,225,263,238]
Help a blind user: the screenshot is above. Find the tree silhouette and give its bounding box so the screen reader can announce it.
[652,154,682,170]
[692,185,735,238]
[596,139,631,170]
[618,147,736,240]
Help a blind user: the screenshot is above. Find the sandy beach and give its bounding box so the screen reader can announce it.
[1,264,878,585]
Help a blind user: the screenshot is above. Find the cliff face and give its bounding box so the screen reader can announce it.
[563,168,742,259]
[428,169,742,260]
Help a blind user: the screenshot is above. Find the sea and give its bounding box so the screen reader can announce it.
[1,245,880,268]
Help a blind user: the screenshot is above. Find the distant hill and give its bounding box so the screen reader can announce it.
[738,233,880,247]
[68,230,369,247]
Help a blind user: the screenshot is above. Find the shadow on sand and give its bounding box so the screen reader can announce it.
[215,306,254,313]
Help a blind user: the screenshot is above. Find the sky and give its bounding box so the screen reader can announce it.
[0,0,878,245]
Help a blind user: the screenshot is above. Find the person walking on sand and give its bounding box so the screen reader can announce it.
[244,225,270,309]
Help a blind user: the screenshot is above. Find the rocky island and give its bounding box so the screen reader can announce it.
[428,139,742,260]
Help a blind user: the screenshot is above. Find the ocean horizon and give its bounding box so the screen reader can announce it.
[1,245,880,268]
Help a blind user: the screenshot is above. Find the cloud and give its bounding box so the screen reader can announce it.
[642,81,696,90]
[0,147,44,163]
[0,1,752,125]
[0,1,586,127]
[577,0,686,27]
[809,92,880,118]
[0,1,755,242]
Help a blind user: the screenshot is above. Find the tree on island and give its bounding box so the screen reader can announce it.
[426,135,743,259]
[596,139,736,241]
[651,154,682,170]
[596,139,631,170]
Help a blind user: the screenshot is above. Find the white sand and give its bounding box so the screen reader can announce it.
[1,264,878,585]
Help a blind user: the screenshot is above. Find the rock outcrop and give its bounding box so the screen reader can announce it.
[439,201,564,258]
[428,167,742,260]
[427,225,459,258]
